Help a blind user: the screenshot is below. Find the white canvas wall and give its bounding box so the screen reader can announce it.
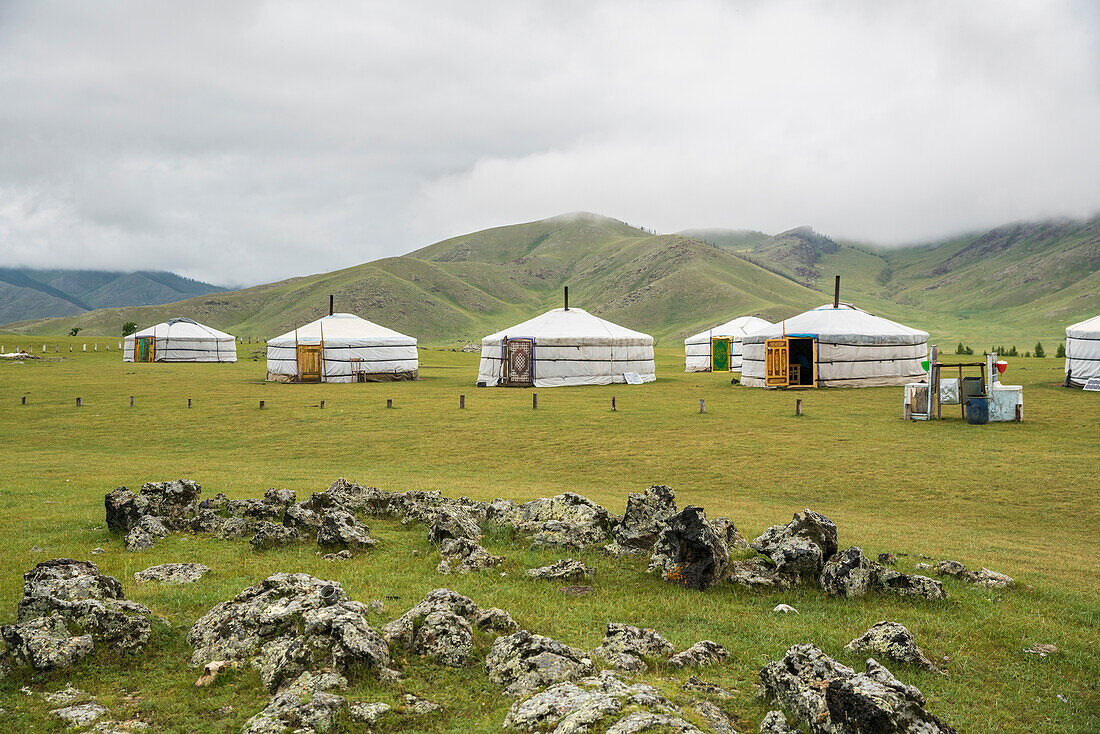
[123,319,237,363]
[1065,314,1100,387]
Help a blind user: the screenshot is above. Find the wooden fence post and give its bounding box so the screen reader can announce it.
[796,399,803,416]
[532,393,538,410]
[130,396,134,407]
[387,399,393,409]
[188,398,192,409]
[611,396,616,411]
[76,397,82,407]
[320,400,325,409]
[21,396,26,405]
[259,400,265,409]
[699,399,705,413]
[459,394,465,409]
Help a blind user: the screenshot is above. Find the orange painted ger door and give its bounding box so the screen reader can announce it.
[764,338,789,387]
[297,345,322,382]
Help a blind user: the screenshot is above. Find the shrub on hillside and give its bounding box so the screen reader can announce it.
[1034,342,1045,358]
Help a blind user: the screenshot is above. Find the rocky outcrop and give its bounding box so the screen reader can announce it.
[249,522,301,551]
[436,537,504,574]
[726,559,791,590]
[759,643,956,734]
[526,559,593,581]
[606,712,705,733]
[591,623,674,672]
[316,510,377,553]
[187,573,397,693]
[502,671,681,732]
[821,547,946,601]
[381,588,513,667]
[603,485,677,556]
[759,710,798,733]
[709,516,749,550]
[134,563,210,584]
[936,560,1014,589]
[515,492,613,549]
[242,670,347,734]
[682,675,736,699]
[382,589,481,646]
[301,477,385,515]
[1,613,93,671]
[486,630,595,695]
[845,621,940,673]
[426,505,482,544]
[648,507,729,591]
[668,640,728,669]
[476,607,519,633]
[751,510,837,581]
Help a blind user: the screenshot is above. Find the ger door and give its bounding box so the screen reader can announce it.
[710,337,732,372]
[502,338,534,386]
[764,338,790,387]
[297,345,323,382]
[136,336,155,362]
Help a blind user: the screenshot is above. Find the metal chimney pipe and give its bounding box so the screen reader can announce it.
[564,286,569,311]
[833,276,840,309]
[329,294,334,316]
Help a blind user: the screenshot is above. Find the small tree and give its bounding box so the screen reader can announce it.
[122,321,138,337]
[1033,341,1045,358]
[1056,343,1066,358]
[1008,345,1019,357]
[1025,351,1031,358]
[955,342,966,355]
[69,327,81,337]
[965,346,974,355]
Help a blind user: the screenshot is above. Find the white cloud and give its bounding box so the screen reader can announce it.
[0,0,1097,284]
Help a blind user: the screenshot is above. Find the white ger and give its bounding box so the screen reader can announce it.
[123,318,237,363]
[684,315,772,372]
[266,313,418,383]
[477,307,655,387]
[1064,314,1100,388]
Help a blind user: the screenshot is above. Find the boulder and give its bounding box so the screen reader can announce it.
[105,487,150,533]
[485,629,595,695]
[426,505,482,544]
[975,567,1015,589]
[820,547,880,598]
[692,700,737,734]
[381,588,481,648]
[758,643,956,734]
[476,607,519,633]
[228,498,280,521]
[604,485,678,556]
[750,509,838,581]
[188,509,227,534]
[316,510,378,553]
[875,568,947,601]
[302,477,385,515]
[605,712,705,734]
[50,702,109,727]
[1,613,93,670]
[517,492,613,549]
[845,621,939,673]
[682,675,735,699]
[436,537,504,574]
[242,671,347,734]
[709,516,749,550]
[401,693,442,715]
[198,492,229,511]
[187,573,397,692]
[249,522,301,551]
[936,560,1015,589]
[411,610,474,667]
[648,507,729,591]
[503,671,679,732]
[591,623,674,673]
[668,640,728,669]
[134,563,210,584]
[348,701,390,725]
[726,559,791,590]
[123,526,155,552]
[217,517,254,539]
[44,684,92,706]
[526,559,593,581]
[283,504,321,533]
[264,487,296,510]
[934,560,975,582]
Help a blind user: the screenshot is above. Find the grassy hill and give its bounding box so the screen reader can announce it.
[2,214,822,344]
[0,267,226,324]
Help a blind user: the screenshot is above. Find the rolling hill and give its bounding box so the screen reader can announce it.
[0,268,226,324]
[4,213,1097,349]
[0,214,823,344]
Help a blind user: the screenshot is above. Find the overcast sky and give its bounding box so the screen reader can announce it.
[1,1,1098,286]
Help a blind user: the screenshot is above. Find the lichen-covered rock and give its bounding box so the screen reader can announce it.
[189,509,227,534]
[709,516,749,551]
[436,537,504,574]
[15,559,154,653]
[503,681,622,731]
[242,671,347,734]
[264,487,296,510]
[412,610,473,667]
[105,487,150,533]
[726,559,791,590]
[348,701,390,725]
[123,526,155,552]
[44,684,91,706]
[682,675,736,699]
[936,560,1015,589]
[975,568,1015,589]
[668,640,728,669]
[692,700,737,734]
[876,568,947,601]
[316,510,377,553]
[249,522,301,551]
[605,711,705,734]
[486,629,595,695]
[134,563,210,584]
[517,493,613,549]
[50,701,110,727]
[591,623,674,673]
[217,516,254,539]
[759,643,956,734]
[402,693,442,715]
[139,479,202,520]
[382,588,481,647]
[878,553,898,566]
[603,485,678,556]
[187,573,397,692]
[1,613,93,670]
[935,560,975,582]
[648,507,729,591]
[759,710,797,733]
[476,607,519,633]
[820,547,880,598]
[526,559,593,581]
[426,505,482,544]
[750,509,838,581]
[228,498,280,521]
[282,504,321,533]
[844,621,939,672]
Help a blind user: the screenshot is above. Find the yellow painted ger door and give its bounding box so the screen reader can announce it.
[765,338,790,387]
[297,345,322,383]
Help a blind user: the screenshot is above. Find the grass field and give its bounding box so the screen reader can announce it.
[0,338,1097,733]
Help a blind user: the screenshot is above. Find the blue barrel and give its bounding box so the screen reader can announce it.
[965,396,989,425]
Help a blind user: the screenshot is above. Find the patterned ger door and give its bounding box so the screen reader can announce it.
[765,338,790,387]
[710,337,732,372]
[297,345,322,382]
[504,338,534,386]
[136,336,155,362]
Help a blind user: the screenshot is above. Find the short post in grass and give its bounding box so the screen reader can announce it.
[69,345,72,352]
[42,344,46,353]
[387,399,393,409]
[130,396,134,408]
[76,397,82,407]
[188,398,192,409]
[21,396,26,406]
[83,344,86,352]
[611,396,616,411]
[259,400,265,410]
[796,399,803,416]
[699,398,705,414]
[532,393,538,410]
[460,394,465,409]
[320,400,325,409]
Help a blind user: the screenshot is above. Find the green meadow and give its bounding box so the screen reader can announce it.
[0,338,1097,733]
